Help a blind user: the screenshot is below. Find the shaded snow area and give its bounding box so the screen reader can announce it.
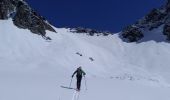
[1,19,170,100]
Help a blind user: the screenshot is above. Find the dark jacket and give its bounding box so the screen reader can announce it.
[72,68,86,77]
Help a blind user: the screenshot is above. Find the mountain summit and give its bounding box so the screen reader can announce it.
[122,0,170,42]
[0,0,56,39]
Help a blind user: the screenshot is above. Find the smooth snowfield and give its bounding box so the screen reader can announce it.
[1,19,170,100]
[1,73,170,100]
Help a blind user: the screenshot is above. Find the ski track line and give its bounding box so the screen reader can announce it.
[72,91,77,100]
[72,91,80,100]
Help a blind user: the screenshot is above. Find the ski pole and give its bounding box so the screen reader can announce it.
[69,77,73,88]
[84,76,87,90]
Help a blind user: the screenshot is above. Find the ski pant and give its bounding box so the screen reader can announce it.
[76,75,82,90]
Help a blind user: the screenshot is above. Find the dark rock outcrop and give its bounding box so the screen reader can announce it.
[0,0,56,39]
[163,23,170,40]
[138,8,166,29]
[122,25,143,42]
[0,0,15,19]
[121,0,170,42]
[70,27,112,36]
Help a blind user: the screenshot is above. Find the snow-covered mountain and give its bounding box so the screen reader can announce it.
[1,0,170,100]
[0,0,56,39]
[121,0,170,42]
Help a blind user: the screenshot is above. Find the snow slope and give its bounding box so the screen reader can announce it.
[1,19,170,100]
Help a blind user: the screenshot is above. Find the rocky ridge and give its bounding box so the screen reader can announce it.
[0,0,56,39]
[122,0,170,42]
[70,27,112,36]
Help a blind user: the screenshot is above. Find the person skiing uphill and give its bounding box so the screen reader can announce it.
[72,66,86,91]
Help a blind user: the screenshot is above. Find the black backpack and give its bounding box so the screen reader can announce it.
[77,68,83,76]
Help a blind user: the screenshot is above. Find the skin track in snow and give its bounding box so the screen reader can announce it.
[72,91,80,100]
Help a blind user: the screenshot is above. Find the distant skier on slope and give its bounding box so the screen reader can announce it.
[72,66,86,91]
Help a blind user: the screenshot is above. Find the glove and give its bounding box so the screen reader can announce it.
[71,75,74,78]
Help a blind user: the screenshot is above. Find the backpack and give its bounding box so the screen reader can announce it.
[77,68,83,76]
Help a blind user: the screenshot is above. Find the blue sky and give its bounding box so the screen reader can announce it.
[26,0,165,32]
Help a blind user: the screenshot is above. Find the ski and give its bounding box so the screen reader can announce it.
[60,86,77,90]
